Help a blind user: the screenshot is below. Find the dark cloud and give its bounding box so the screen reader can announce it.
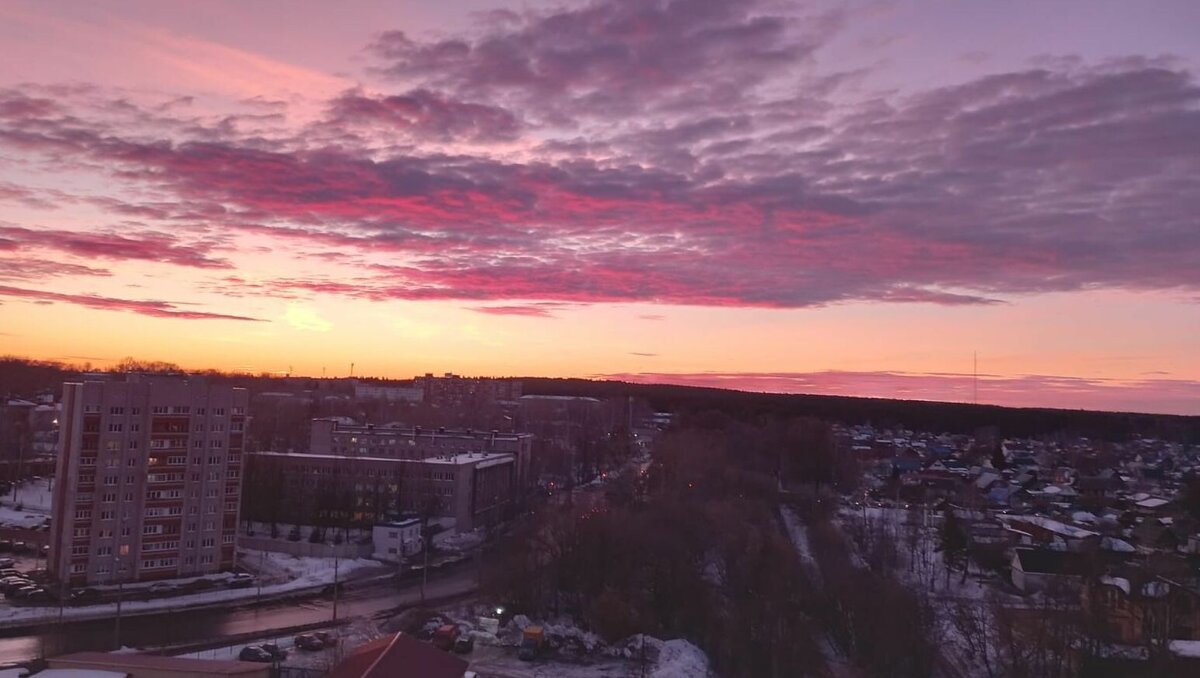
[467,303,566,317]
[0,284,263,321]
[0,225,231,269]
[369,0,834,122]
[326,89,522,142]
[0,257,110,282]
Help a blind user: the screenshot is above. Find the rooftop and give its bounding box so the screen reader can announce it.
[48,652,267,676]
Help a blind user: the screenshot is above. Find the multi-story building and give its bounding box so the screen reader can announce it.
[309,419,532,486]
[49,376,248,586]
[352,381,424,403]
[413,373,522,409]
[244,450,516,531]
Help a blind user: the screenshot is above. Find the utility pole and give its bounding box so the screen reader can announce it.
[256,549,265,606]
[332,554,340,622]
[420,541,429,604]
[113,558,123,650]
[973,351,978,405]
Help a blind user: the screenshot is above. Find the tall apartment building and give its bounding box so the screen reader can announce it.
[49,376,248,586]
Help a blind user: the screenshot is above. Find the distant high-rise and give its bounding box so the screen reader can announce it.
[49,376,248,586]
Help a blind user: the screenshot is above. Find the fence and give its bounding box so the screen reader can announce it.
[239,535,372,560]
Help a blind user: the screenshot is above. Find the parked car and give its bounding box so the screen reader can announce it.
[228,574,255,589]
[2,578,33,594]
[313,630,336,646]
[238,646,273,663]
[11,542,27,553]
[0,557,15,568]
[148,582,175,594]
[259,643,287,661]
[453,635,475,654]
[70,588,101,604]
[21,588,52,604]
[294,634,324,651]
[0,568,21,578]
[10,585,39,599]
[0,540,11,552]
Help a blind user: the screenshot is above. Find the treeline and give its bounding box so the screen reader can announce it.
[482,419,860,677]
[523,377,1200,442]
[5,356,1196,442]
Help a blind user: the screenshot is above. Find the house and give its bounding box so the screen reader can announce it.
[329,632,470,678]
[372,518,423,562]
[1076,475,1122,508]
[1086,574,1200,644]
[1010,548,1094,594]
[1131,519,1182,552]
[999,515,1101,552]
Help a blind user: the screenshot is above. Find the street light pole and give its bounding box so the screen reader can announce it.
[332,552,339,622]
[113,557,123,650]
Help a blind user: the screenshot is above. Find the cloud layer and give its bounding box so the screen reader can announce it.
[0,0,1196,319]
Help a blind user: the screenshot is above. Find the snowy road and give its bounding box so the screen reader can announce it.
[0,560,478,664]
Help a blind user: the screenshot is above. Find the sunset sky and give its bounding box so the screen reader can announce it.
[0,0,1197,414]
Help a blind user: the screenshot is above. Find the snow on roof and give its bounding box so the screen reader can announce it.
[1099,576,1131,595]
[1136,497,1170,509]
[1169,640,1200,658]
[1143,581,1170,598]
[1072,511,1098,525]
[1000,515,1099,540]
[32,671,128,678]
[1101,537,1136,553]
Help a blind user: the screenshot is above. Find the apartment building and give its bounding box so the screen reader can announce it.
[244,450,516,531]
[413,373,522,408]
[49,376,248,586]
[309,419,533,486]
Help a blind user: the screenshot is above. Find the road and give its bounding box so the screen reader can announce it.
[0,561,478,664]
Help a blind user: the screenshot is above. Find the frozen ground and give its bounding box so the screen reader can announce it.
[2,479,53,514]
[0,551,385,628]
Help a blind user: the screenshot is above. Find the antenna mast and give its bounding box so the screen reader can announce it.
[973,351,978,405]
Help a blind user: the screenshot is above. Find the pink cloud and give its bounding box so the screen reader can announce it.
[0,284,263,321]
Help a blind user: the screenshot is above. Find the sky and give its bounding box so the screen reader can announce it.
[0,0,1197,415]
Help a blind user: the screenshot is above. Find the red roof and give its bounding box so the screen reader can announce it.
[329,633,468,678]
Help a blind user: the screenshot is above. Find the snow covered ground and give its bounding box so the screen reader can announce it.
[779,506,820,585]
[3,478,53,514]
[0,551,385,629]
[0,479,54,529]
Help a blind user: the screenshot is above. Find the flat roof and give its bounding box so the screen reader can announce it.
[252,451,514,466]
[49,652,266,675]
